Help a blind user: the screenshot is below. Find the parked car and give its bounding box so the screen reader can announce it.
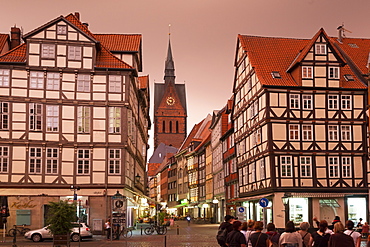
[24,222,93,242]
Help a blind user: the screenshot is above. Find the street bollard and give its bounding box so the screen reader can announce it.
[177,225,179,235]
[141,226,143,235]
[164,235,167,247]
[12,226,16,247]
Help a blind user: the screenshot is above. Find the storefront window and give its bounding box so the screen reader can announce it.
[289,198,308,225]
[347,197,366,223]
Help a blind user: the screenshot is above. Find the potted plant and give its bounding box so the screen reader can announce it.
[46,200,77,247]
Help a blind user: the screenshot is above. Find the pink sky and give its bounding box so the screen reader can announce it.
[2,0,369,155]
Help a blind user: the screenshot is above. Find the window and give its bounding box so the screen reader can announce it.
[329,67,340,79]
[300,157,312,177]
[77,74,90,92]
[109,75,122,92]
[329,157,339,178]
[260,160,265,180]
[0,69,9,86]
[29,147,42,174]
[341,125,351,141]
[46,148,58,174]
[109,107,121,133]
[290,94,300,109]
[342,157,351,178]
[0,146,8,173]
[328,95,338,110]
[46,73,59,90]
[302,95,312,110]
[281,156,292,177]
[30,71,44,89]
[344,74,354,81]
[46,105,59,132]
[68,46,82,60]
[29,103,42,131]
[250,100,259,117]
[341,95,351,110]
[315,44,327,54]
[109,149,121,174]
[271,71,281,78]
[77,106,90,133]
[289,124,299,140]
[328,125,338,141]
[302,67,313,79]
[251,162,255,182]
[77,149,90,174]
[0,102,9,130]
[302,125,312,141]
[41,44,55,58]
[57,25,67,35]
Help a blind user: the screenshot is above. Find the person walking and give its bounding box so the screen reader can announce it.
[225,220,247,247]
[104,219,111,240]
[308,220,331,247]
[328,221,355,247]
[344,220,361,247]
[362,222,369,239]
[298,222,311,247]
[241,220,255,247]
[250,221,270,247]
[266,223,280,247]
[217,215,235,247]
[279,221,303,247]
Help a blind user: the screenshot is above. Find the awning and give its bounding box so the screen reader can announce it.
[173,202,189,208]
[236,193,274,202]
[290,192,366,198]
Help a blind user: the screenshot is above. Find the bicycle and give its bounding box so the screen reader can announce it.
[8,224,31,236]
[111,225,133,239]
[144,224,167,235]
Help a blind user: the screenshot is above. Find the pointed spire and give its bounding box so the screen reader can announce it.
[164,24,175,82]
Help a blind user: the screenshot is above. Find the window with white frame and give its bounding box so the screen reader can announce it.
[315,44,327,54]
[302,95,312,110]
[328,95,338,110]
[243,166,248,185]
[46,105,59,132]
[289,124,299,140]
[300,156,312,177]
[109,149,121,174]
[57,25,67,35]
[0,146,8,173]
[329,67,340,79]
[0,69,9,86]
[46,148,58,174]
[260,159,265,180]
[290,94,300,109]
[328,125,338,141]
[109,75,122,92]
[41,44,55,58]
[329,157,339,178]
[77,106,90,133]
[0,102,8,130]
[77,149,90,174]
[342,157,351,178]
[341,125,351,141]
[109,107,121,133]
[77,74,90,92]
[341,95,351,110]
[29,103,42,131]
[281,156,292,177]
[68,46,82,60]
[29,147,42,174]
[302,66,313,79]
[302,125,312,141]
[46,72,59,90]
[30,71,44,89]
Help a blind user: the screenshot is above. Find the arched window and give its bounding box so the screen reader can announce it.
[162,121,165,133]
[176,121,179,133]
[169,121,172,133]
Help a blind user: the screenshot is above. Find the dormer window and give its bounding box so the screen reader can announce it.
[344,74,354,81]
[315,44,327,55]
[271,71,281,78]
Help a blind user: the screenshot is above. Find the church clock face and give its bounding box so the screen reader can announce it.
[166,96,175,105]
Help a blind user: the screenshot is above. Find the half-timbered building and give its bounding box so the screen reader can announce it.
[233,28,368,228]
[0,13,150,231]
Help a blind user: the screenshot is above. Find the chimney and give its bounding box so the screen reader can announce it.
[75,12,80,20]
[82,23,89,29]
[337,25,344,43]
[10,26,21,50]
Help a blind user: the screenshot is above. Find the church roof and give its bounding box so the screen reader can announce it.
[154,82,187,112]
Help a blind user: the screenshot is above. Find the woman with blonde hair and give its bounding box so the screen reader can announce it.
[249,221,270,247]
[328,222,354,247]
[242,219,255,247]
[298,222,311,247]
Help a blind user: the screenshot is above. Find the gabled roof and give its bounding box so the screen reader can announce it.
[178,119,204,153]
[138,75,149,90]
[0,43,26,63]
[95,34,141,52]
[95,45,133,69]
[0,34,9,53]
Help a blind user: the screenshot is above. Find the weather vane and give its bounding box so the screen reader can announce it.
[169,24,171,36]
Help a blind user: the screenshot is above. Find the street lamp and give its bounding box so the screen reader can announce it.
[70,185,81,246]
[135,174,141,184]
[282,193,290,224]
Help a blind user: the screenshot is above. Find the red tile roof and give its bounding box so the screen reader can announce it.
[64,13,96,40]
[0,43,26,63]
[238,29,368,89]
[138,75,149,89]
[95,45,133,69]
[0,34,9,54]
[95,34,141,52]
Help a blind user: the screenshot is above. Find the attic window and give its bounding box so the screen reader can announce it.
[348,43,359,48]
[271,71,281,78]
[344,74,354,81]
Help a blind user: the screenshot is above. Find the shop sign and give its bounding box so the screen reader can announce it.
[11,199,36,209]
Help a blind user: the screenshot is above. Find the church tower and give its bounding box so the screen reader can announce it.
[153,35,187,149]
